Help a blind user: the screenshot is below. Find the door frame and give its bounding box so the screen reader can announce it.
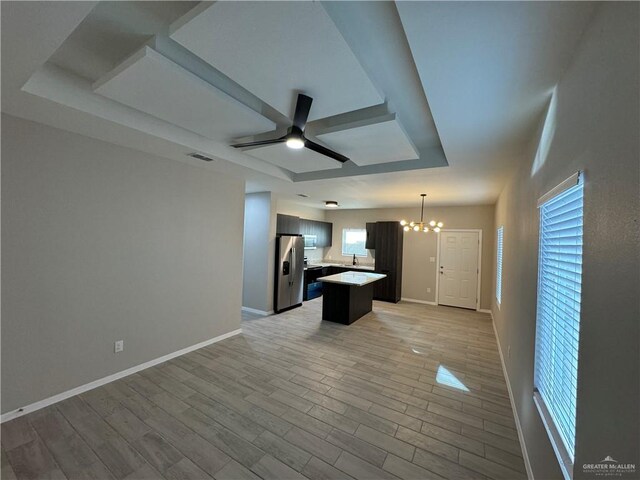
[435,229,483,311]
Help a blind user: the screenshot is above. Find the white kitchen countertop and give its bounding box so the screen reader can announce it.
[318,271,386,286]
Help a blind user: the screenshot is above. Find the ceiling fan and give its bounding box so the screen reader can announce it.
[231,93,349,164]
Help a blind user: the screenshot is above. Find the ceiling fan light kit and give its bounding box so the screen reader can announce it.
[231,93,350,163]
[400,194,442,233]
[285,137,304,149]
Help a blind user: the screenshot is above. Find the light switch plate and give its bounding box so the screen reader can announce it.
[429,257,436,262]
[114,340,124,353]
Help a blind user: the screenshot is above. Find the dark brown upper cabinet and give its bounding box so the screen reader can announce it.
[276,214,300,235]
[278,215,332,247]
[365,222,377,249]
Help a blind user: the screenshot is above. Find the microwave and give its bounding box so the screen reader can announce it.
[303,234,317,249]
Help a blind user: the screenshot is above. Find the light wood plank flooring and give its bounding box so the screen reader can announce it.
[2,299,526,480]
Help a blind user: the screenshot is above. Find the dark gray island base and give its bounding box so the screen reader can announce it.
[318,272,387,325]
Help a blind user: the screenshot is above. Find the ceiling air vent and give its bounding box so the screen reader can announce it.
[188,153,214,162]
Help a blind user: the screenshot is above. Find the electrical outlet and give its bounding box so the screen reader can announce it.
[427,288,431,293]
[508,345,511,358]
[114,340,124,353]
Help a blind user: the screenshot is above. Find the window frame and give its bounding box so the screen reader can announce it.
[341,228,368,258]
[496,226,504,307]
[533,171,584,480]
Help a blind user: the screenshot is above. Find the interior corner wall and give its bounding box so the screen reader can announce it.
[242,192,276,313]
[491,4,640,479]
[1,114,245,414]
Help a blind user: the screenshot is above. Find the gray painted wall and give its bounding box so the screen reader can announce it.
[492,4,639,478]
[326,205,495,310]
[242,192,276,313]
[1,114,245,414]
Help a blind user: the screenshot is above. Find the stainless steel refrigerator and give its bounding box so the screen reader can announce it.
[275,235,304,313]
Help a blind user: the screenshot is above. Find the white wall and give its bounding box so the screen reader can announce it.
[1,114,245,414]
[276,198,327,222]
[492,4,639,478]
[325,205,495,309]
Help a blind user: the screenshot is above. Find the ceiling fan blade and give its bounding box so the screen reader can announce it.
[305,139,349,164]
[231,137,285,149]
[292,94,313,131]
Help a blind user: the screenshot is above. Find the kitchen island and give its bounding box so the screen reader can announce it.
[318,271,386,325]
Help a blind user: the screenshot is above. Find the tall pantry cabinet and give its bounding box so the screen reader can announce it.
[372,221,403,303]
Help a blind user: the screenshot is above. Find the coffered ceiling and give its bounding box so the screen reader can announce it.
[170,1,383,122]
[1,1,597,208]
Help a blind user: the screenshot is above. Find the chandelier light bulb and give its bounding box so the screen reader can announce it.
[437,222,444,228]
[429,220,436,227]
[423,227,429,232]
[403,225,410,232]
[409,221,415,227]
[434,227,441,233]
[400,220,407,226]
[413,225,419,231]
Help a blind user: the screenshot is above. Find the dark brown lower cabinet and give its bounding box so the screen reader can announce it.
[373,221,403,303]
[322,282,375,325]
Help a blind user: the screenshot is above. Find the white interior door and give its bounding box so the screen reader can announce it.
[438,231,479,309]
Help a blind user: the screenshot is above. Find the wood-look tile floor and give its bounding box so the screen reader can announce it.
[2,299,526,480]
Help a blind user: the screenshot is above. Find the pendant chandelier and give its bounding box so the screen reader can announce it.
[401,194,443,233]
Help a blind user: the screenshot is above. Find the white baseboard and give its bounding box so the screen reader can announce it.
[491,312,534,480]
[401,297,438,306]
[0,328,242,423]
[241,306,273,316]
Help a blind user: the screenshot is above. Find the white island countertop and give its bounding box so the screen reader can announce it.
[318,271,386,286]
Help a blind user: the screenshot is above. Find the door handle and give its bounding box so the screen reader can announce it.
[292,247,296,284]
[289,248,294,285]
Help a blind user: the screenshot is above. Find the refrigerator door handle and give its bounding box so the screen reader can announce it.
[289,247,294,285]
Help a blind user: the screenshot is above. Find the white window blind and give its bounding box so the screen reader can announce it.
[496,226,504,305]
[534,174,583,466]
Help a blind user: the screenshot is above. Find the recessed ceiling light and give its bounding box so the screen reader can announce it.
[325,201,339,208]
[297,194,309,198]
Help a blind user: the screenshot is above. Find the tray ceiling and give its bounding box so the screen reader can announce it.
[244,143,344,174]
[316,116,418,167]
[93,47,275,141]
[169,2,382,121]
[4,1,596,206]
